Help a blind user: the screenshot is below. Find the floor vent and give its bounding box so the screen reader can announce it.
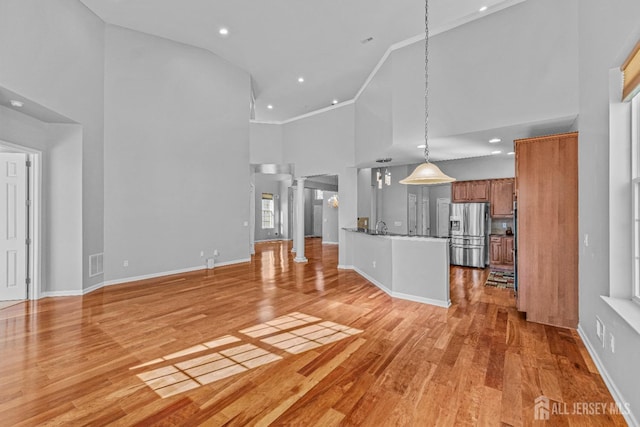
[89,253,103,277]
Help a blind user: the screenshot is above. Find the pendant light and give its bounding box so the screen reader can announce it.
[400,0,455,185]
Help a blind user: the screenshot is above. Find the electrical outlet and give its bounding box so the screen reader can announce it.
[214,249,219,257]
[394,221,402,227]
[502,222,507,229]
[200,251,204,257]
[372,261,376,268]
[610,333,615,353]
[123,260,129,267]
[243,221,249,227]
[596,316,605,348]
[584,233,589,247]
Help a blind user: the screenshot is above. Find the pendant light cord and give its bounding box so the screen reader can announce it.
[424,0,430,164]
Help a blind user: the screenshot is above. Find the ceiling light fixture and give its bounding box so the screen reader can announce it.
[507,151,515,155]
[218,27,229,36]
[332,99,338,105]
[417,144,426,149]
[492,150,503,155]
[10,100,24,108]
[400,0,455,185]
[489,138,501,143]
[479,6,488,12]
[297,77,305,83]
[267,104,273,110]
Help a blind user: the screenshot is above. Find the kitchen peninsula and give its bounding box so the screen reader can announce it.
[342,229,450,307]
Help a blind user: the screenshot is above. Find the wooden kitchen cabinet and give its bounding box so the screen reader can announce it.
[515,132,578,329]
[451,180,490,202]
[490,236,514,270]
[490,178,514,218]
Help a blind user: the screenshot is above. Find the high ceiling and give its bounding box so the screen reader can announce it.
[79,0,521,122]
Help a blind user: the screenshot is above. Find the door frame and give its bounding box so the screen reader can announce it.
[0,140,41,301]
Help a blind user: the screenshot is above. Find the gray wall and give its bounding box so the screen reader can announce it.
[322,191,339,244]
[578,0,640,423]
[104,25,251,280]
[0,0,105,291]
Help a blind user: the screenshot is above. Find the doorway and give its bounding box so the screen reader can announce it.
[0,142,41,303]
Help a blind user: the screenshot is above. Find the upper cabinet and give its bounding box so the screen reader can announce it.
[490,178,515,218]
[452,178,515,218]
[451,180,490,202]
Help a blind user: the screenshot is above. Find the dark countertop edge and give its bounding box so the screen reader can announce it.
[343,228,449,239]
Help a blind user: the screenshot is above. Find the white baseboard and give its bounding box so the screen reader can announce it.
[41,290,83,298]
[577,324,638,427]
[39,259,253,298]
[352,266,450,308]
[352,266,392,295]
[322,241,339,245]
[337,265,354,270]
[393,291,451,308]
[214,258,251,267]
[101,265,206,288]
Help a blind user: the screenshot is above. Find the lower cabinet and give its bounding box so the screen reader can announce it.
[489,236,514,270]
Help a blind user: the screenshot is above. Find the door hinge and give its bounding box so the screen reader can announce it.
[26,160,32,167]
[26,238,32,245]
[26,278,31,285]
[26,199,31,206]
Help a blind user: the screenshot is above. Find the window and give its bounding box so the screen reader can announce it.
[315,189,323,200]
[261,193,274,229]
[632,94,640,303]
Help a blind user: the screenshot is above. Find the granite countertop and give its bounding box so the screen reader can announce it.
[343,228,449,239]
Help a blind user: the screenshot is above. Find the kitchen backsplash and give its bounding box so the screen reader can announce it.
[490,218,514,235]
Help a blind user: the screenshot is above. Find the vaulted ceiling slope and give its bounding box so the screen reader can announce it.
[79,0,524,122]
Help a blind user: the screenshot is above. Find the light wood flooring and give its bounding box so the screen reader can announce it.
[0,238,625,426]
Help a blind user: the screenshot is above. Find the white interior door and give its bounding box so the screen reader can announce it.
[437,198,451,238]
[408,193,417,235]
[0,153,27,301]
[422,198,430,236]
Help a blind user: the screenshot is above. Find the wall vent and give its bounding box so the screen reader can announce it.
[89,253,103,277]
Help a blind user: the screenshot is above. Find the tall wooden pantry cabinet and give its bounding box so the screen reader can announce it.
[515,132,578,329]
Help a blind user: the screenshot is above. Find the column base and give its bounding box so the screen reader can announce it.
[294,256,308,263]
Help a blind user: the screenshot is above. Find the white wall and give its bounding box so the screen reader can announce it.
[283,104,355,176]
[249,122,284,165]
[0,0,105,290]
[355,59,393,164]
[435,155,515,181]
[322,191,339,244]
[378,165,410,234]
[103,25,251,281]
[578,0,640,423]
[46,124,83,293]
[0,107,83,295]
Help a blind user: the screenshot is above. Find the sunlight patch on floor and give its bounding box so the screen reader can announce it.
[132,312,362,398]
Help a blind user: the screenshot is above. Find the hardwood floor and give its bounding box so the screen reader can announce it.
[0,238,625,426]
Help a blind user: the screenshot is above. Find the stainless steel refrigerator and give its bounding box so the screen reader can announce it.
[449,203,490,268]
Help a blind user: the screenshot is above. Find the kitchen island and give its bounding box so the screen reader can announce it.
[342,229,450,307]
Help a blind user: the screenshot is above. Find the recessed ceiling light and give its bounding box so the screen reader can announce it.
[492,150,502,155]
[219,27,229,36]
[298,77,305,83]
[267,104,273,110]
[10,100,24,108]
[332,99,338,105]
[507,151,515,155]
[417,144,426,149]
[489,138,501,143]
[479,6,488,12]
